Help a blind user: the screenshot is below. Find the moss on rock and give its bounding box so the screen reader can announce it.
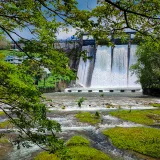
[109,109,160,125]
[66,135,90,146]
[103,127,160,158]
[34,135,111,160]
[75,112,101,125]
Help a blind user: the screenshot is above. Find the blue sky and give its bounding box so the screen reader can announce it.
[11,0,97,41]
[77,0,97,10]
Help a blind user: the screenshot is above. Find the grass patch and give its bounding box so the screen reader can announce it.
[34,151,60,160]
[67,146,111,160]
[0,120,13,129]
[103,127,160,158]
[0,111,5,116]
[66,135,90,146]
[0,137,12,159]
[0,137,9,144]
[75,112,101,125]
[38,76,55,87]
[152,103,160,107]
[109,109,160,125]
[34,135,111,160]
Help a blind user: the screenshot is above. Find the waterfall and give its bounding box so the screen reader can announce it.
[76,46,95,87]
[128,45,140,87]
[91,46,112,87]
[76,44,141,88]
[110,45,128,87]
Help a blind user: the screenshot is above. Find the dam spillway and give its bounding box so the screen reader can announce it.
[76,44,141,90]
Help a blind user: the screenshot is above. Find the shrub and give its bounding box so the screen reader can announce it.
[95,111,100,118]
[61,106,65,109]
[76,97,87,107]
[100,94,104,97]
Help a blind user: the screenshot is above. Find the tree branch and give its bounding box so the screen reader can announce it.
[4,28,29,41]
[36,0,66,22]
[0,101,50,152]
[104,0,160,20]
[124,11,129,28]
[0,25,32,58]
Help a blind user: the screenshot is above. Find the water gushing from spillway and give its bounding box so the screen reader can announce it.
[77,45,141,88]
[2,93,159,160]
[76,46,95,87]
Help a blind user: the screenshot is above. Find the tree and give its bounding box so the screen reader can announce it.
[0,59,63,152]
[69,0,160,42]
[0,0,160,156]
[0,0,78,155]
[131,38,160,89]
[0,32,10,49]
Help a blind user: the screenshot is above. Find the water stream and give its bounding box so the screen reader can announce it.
[2,93,160,160]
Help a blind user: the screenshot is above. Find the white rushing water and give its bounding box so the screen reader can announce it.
[76,45,95,87]
[128,45,140,87]
[77,45,141,88]
[7,144,40,160]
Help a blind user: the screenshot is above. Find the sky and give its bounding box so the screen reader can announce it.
[10,0,97,41]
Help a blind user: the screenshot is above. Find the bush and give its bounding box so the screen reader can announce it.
[103,127,160,158]
[95,111,100,118]
[76,97,87,107]
[131,38,160,90]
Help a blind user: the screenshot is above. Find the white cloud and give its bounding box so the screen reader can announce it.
[8,27,78,41]
[56,28,77,40]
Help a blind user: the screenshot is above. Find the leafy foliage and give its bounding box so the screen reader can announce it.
[0,0,160,155]
[131,38,160,89]
[0,60,63,152]
[0,35,10,49]
[103,127,160,158]
[76,97,87,107]
[69,0,160,43]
